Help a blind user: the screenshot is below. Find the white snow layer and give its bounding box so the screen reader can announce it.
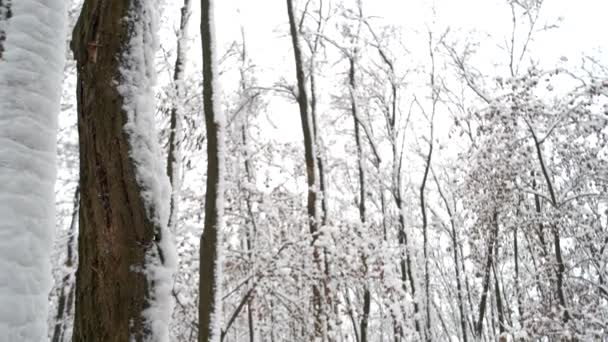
[0,0,67,341]
[116,2,177,341]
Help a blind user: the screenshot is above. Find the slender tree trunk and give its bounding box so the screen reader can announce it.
[530,133,569,322]
[71,0,175,340]
[167,0,192,232]
[433,173,468,342]
[371,36,422,336]
[420,141,433,341]
[309,14,335,331]
[52,187,80,342]
[310,71,327,226]
[513,201,524,322]
[199,0,225,340]
[239,27,257,342]
[311,58,334,335]
[286,0,324,338]
[343,288,361,342]
[493,263,505,335]
[347,54,372,342]
[475,211,499,338]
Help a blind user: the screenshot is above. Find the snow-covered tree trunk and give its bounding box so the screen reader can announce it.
[70,1,176,341]
[0,0,66,340]
[199,0,225,341]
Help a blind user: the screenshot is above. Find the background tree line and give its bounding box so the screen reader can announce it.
[38,0,608,341]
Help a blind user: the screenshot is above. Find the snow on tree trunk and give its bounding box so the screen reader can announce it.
[0,0,67,340]
[199,0,225,341]
[70,0,176,341]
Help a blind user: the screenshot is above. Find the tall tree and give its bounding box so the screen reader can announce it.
[0,0,66,340]
[51,187,80,342]
[167,0,192,233]
[71,0,176,340]
[285,0,326,338]
[199,0,225,340]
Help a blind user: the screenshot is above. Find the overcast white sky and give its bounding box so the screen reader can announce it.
[212,0,607,68]
[161,0,607,100]
[159,0,608,153]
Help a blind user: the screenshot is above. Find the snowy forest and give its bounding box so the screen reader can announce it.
[0,0,607,341]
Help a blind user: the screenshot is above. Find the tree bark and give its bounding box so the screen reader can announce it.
[493,261,505,335]
[71,1,173,340]
[433,172,468,342]
[239,28,257,342]
[167,0,192,232]
[285,0,324,338]
[475,211,498,338]
[52,187,80,342]
[347,53,372,342]
[366,26,422,336]
[530,130,569,322]
[420,141,433,341]
[199,0,225,340]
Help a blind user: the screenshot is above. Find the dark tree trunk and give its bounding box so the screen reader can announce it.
[433,173,468,342]
[513,202,524,321]
[71,1,171,340]
[240,36,257,342]
[370,35,422,336]
[52,187,80,342]
[167,0,192,232]
[286,0,324,337]
[475,211,499,338]
[199,0,224,340]
[530,133,569,322]
[420,141,433,341]
[348,54,371,342]
[493,262,505,334]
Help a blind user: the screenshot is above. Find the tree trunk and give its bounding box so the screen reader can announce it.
[530,133,569,322]
[199,0,225,341]
[474,211,499,338]
[493,262,505,335]
[167,0,192,232]
[513,203,524,322]
[370,35,421,337]
[239,30,257,342]
[347,54,372,342]
[433,173,467,342]
[420,141,433,341]
[0,0,66,340]
[52,187,80,342]
[71,1,174,340]
[285,0,324,338]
